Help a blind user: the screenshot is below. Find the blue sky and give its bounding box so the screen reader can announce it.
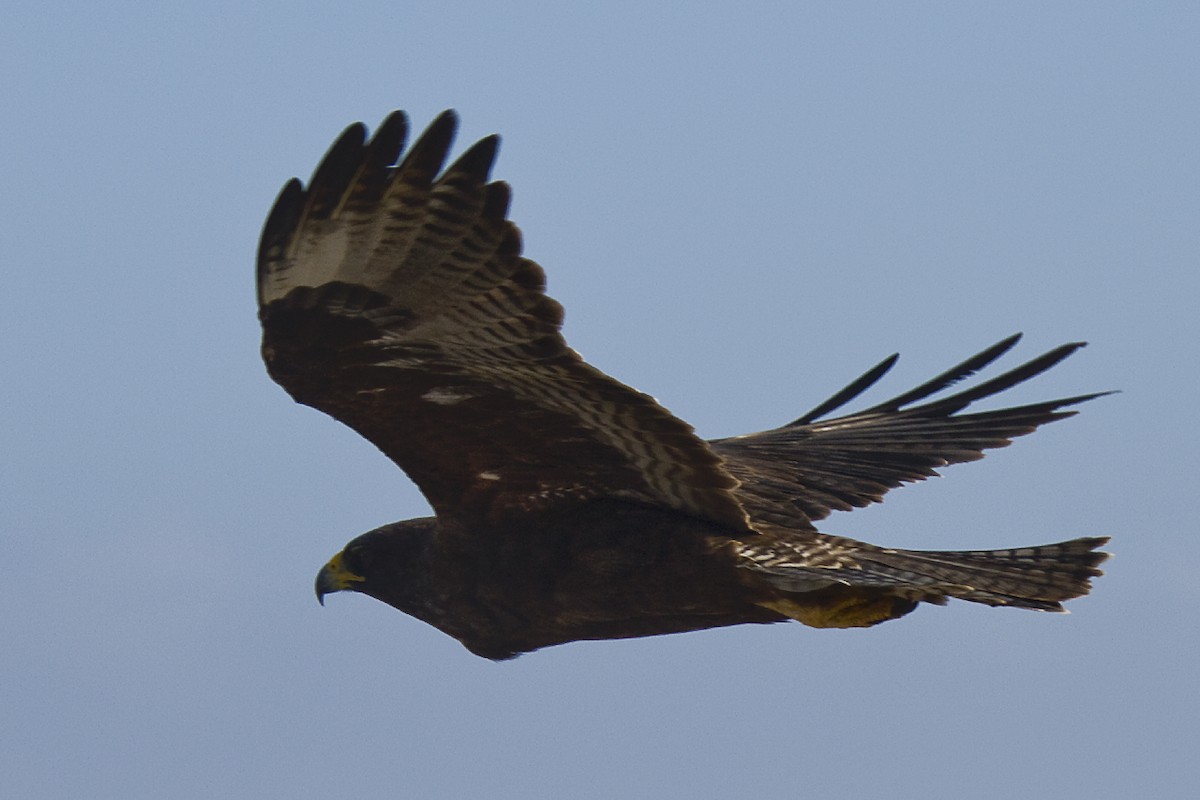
[2,2,1197,798]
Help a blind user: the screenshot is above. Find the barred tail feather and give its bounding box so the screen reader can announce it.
[746,535,1109,627]
[854,536,1111,611]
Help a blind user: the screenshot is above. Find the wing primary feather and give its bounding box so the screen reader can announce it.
[860,333,1024,415]
[443,134,501,184]
[363,110,410,169]
[788,353,899,426]
[302,122,368,221]
[395,109,458,181]
[348,110,409,201]
[896,341,1090,416]
[482,181,513,221]
[256,178,305,306]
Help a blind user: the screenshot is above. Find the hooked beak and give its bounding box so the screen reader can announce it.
[314,550,365,605]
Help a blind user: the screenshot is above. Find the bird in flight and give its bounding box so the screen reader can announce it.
[258,110,1108,660]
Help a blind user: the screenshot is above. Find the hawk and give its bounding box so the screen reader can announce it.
[258,110,1108,660]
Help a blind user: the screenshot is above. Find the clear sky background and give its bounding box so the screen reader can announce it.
[3,2,1196,798]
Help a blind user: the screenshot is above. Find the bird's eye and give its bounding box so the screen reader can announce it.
[341,545,362,573]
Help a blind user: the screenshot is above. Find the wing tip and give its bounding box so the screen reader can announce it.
[447,133,502,182]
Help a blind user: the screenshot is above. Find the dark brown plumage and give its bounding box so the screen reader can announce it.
[260,110,1108,660]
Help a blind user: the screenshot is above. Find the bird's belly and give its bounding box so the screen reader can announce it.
[432,500,781,658]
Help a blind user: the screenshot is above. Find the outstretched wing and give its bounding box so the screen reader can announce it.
[258,111,748,531]
[712,334,1107,529]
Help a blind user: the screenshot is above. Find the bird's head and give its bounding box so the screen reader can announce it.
[315,517,437,614]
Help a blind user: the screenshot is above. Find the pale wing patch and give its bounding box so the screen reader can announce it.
[422,387,478,405]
